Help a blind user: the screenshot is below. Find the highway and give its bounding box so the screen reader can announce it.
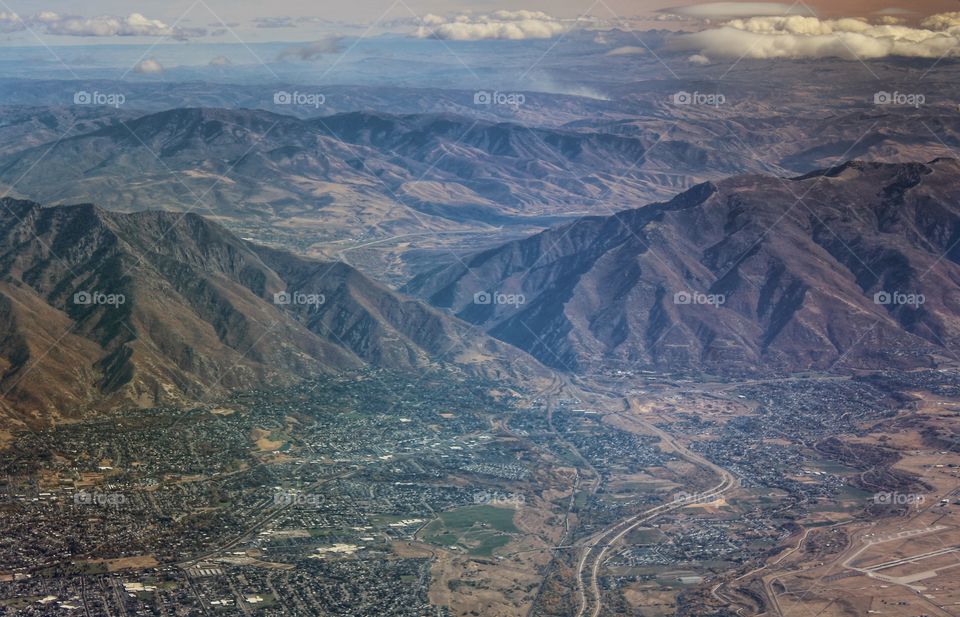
[566,382,739,617]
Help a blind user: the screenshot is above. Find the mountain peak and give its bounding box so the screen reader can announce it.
[0,201,542,425]
[408,161,960,375]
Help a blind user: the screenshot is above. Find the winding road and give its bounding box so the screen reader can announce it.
[565,385,739,617]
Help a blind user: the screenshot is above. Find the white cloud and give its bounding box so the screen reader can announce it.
[688,54,712,64]
[420,14,447,27]
[653,13,690,22]
[0,12,24,33]
[133,58,164,73]
[605,46,646,56]
[0,11,203,38]
[920,12,960,31]
[672,3,814,18]
[413,10,570,40]
[670,13,960,60]
[489,10,555,22]
[42,13,174,36]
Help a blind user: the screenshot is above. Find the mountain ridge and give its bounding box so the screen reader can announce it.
[0,106,749,238]
[0,198,543,425]
[405,159,960,375]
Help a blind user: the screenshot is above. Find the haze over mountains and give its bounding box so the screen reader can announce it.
[407,160,960,375]
[0,198,540,424]
[0,97,957,278]
[0,106,740,238]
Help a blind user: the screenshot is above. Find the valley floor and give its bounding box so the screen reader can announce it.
[0,368,957,617]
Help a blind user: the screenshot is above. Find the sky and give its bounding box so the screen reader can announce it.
[2,1,952,21]
[0,0,958,81]
[0,0,957,46]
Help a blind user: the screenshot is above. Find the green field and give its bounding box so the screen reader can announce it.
[436,505,518,532]
[421,505,518,556]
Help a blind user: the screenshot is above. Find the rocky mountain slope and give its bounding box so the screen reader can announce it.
[405,160,960,375]
[0,198,540,425]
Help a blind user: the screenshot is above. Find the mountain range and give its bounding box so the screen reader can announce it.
[3,152,960,422]
[0,198,541,425]
[2,105,957,276]
[0,107,710,236]
[406,159,960,375]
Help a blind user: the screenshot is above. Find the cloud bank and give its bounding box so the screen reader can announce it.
[606,46,646,56]
[671,2,813,18]
[413,10,571,40]
[0,11,203,38]
[670,13,960,59]
[133,59,164,74]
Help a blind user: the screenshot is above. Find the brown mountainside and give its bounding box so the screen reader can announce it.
[0,199,540,425]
